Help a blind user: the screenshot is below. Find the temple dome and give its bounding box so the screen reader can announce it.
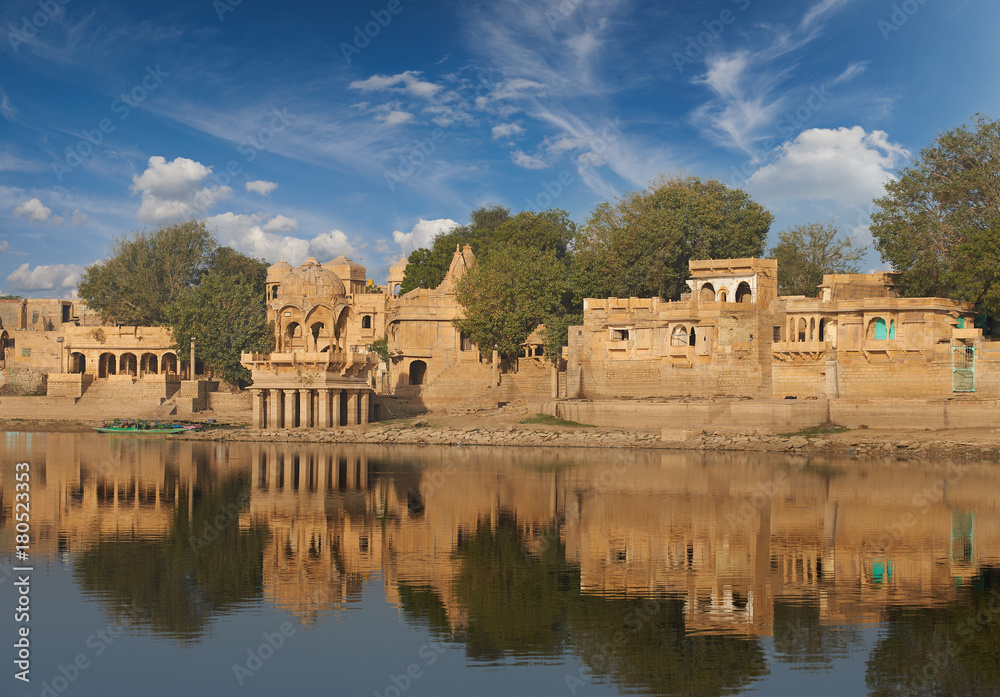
[388,257,408,282]
[276,257,346,301]
[266,259,293,283]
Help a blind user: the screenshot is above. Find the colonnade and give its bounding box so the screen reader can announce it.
[253,449,368,491]
[250,387,372,429]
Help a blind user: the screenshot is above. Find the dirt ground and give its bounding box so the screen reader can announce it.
[2,406,998,454]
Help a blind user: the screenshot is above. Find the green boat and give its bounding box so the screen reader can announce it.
[94,419,198,434]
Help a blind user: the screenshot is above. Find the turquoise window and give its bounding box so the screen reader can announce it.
[889,320,895,339]
[957,317,965,328]
[873,318,887,340]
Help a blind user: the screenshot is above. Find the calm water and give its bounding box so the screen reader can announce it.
[1,433,999,697]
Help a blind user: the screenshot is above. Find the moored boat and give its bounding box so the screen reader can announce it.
[93,419,201,434]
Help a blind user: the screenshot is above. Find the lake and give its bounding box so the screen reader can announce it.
[2,432,999,696]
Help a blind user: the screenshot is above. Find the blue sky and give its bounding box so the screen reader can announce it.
[1,0,998,298]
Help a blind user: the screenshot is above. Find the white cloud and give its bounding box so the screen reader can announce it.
[746,126,909,207]
[374,239,392,254]
[801,0,852,29]
[349,71,442,99]
[52,214,64,226]
[131,156,233,223]
[203,212,308,263]
[262,215,298,233]
[392,218,458,255]
[0,149,44,172]
[832,60,868,85]
[0,88,15,122]
[0,241,9,253]
[308,229,359,259]
[6,262,84,291]
[13,198,52,223]
[491,122,525,140]
[511,149,548,169]
[245,180,278,196]
[72,209,89,226]
[381,109,415,126]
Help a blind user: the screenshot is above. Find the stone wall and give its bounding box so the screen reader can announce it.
[554,397,1000,432]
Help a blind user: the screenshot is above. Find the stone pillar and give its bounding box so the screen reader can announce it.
[331,389,342,426]
[283,389,297,429]
[492,349,499,385]
[190,337,197,379]
[359,390,370,425]
[550,363,559,399]
[317,389,330,428]
[346,390,358,425]
[300,388,313,428]
[252,389,265,429]
[267,447,278,489]
[267,389,282,429]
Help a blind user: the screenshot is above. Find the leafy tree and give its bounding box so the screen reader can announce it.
[454,245,567,360]
[871,114,1000,314]
[542,311,582,365]
[166,253,272,387]
[78,221,216,325]
[399,206,577,294]
[400,206,507,294]
[487,209,575,260]
[370,336,390,364]
[571,174,773,302]
[768,222,866,296]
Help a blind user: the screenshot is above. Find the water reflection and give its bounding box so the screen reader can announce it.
[2,433,1000,696]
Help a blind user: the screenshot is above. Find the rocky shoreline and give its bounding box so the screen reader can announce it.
[174,420,1000,461]
[3,415,997,460]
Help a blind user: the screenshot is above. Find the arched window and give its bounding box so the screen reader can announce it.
[798,318,807,342]
[140,352,158,375]
[362,315,372,329]
[161,353,178,374]
[99,352,116,378]
[689,327,696,347]
[809,318,816,341]
[409,360,427,386]
[818,318,826,342]
[871,317,887,341]
[70,352,86,374]
[699,283,715,302]
[671,326,688,346]
[735,282,752,304]
[119,353,137,376]
[718,289,727,302]
[888,319,895,340]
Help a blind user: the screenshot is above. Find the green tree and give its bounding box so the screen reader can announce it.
[454,245,567,360]
[871,114,1000,314]
[571,174,773,302]
[166,252,272,387]
[768,222,866,296]
[400,206,508,294]
[398,206,577,295]
[78,221,216,325]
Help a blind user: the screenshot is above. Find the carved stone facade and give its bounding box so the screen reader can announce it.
[243,257,380,429]
[568,258,996,400]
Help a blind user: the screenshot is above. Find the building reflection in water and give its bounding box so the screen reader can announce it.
[2,433,1000,693]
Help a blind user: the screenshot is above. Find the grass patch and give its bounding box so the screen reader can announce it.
[779,425,851,438]
[520,414,594,428]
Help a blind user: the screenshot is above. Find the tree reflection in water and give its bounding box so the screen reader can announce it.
[866,567,1000,697]
[74,474,269,642]
[439,512,769,696]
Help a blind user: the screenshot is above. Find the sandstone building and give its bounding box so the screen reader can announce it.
[568,257,998,401]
